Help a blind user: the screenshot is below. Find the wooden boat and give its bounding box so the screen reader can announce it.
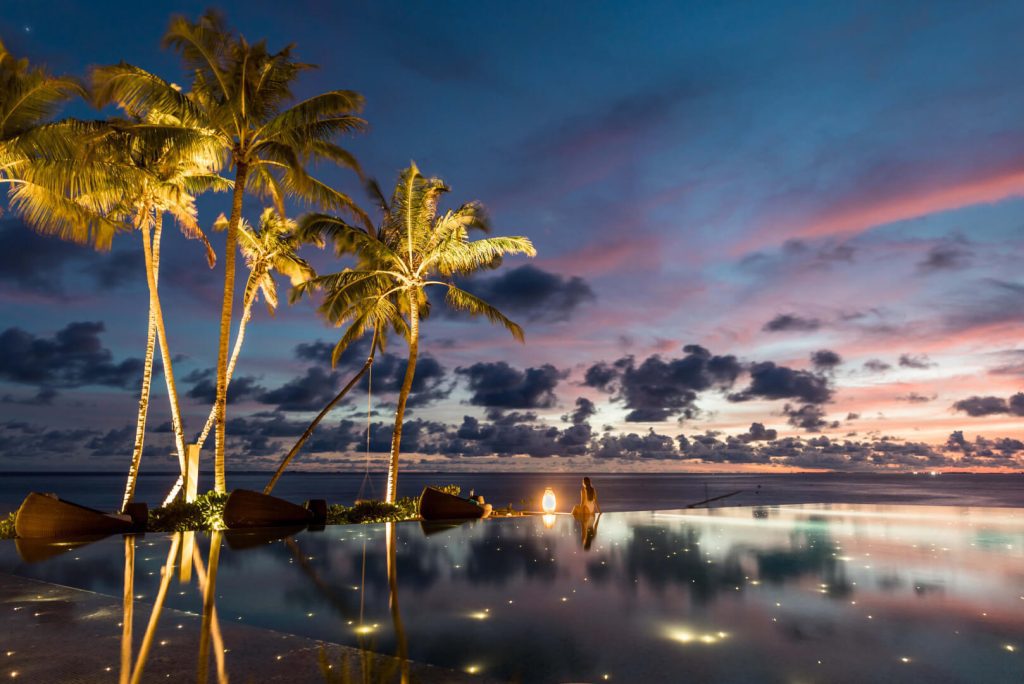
[14,492,138,539]
[222,489,315,529]
[419,519,472,536]
[418,487,488,521]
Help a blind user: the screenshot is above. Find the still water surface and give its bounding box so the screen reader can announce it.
[1,503,1022,682]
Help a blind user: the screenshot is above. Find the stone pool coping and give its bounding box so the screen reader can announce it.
[0,572,494,683]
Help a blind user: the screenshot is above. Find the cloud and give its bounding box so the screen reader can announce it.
[917,240,972,273]
[898,392,934,403]
[593,429,679,460]
[782,403,836,432]
[952,393,1024,417]
[738,422,777,442]
[259,367,343,412]
[863,359,892,373]
[898,353,935,369]
[459,265,595,323]
[584,345,741,422]
[184,368,266,404]
[0,219,141,297]
[0,322,143,392]
[810,349,842,371]
[563,397,596,425]
[456,362,563,409]
[729,362,832,405]
[763,313,821,332]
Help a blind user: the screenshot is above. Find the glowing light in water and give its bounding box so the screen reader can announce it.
[542,487,556,513]
[542,513,556,528]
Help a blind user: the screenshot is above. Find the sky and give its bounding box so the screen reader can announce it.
[1,0,1023,474]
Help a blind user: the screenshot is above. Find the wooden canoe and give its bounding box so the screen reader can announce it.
[15,535,110,563]
[222,489,314,529]
[14,492,138,539]
[419,487,487,521]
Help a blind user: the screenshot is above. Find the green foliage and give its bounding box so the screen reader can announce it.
[325,484,460,525]
[147,491,228,532]
[0,511,16,540]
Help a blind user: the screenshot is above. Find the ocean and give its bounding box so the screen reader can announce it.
[1,470,1022,514]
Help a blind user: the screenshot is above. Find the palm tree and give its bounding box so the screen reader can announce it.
[0,38,83,188]
[92,64,232,510]
[155,10,369,493]
[1,39,128,248]
[161,208,316,503]
[296,163,536,503]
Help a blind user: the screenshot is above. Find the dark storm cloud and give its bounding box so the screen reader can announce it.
[456,362,563,409]
[898,353,935,369]
[763,313,822,332]
[584,345,741,422]
[728,362,832,405]
[0,322,143,391]
[459,265,595,323]
[952,392,1024,417]
[810,349,842,371]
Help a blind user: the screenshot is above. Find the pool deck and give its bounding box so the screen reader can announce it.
[0,572,492,683]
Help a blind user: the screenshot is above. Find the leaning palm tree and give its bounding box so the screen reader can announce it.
[93,63,232,509]
[295,163,536,503]
[156,10,369,493]
[161,208,316,503]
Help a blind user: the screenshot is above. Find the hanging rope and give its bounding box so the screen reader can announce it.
[357,359,375,501]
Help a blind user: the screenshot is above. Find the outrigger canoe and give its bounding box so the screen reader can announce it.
[222,489,326,529]
[418,487,489,521]
[14,492,143,539]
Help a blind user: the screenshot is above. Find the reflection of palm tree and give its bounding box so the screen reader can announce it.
[386,522,410,684]
[120,536,135,684]
[194,531,227,684]
[129,533,181,684]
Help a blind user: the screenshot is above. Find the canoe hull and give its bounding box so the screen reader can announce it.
[14,492,137,539]
[223,489,314,529]
[419,487,486,521]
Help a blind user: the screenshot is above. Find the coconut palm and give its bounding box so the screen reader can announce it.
[92,63,233,509]
[0,38,83,187]
[160,208,316,503]
[154,10,369,493]
[295,163,536,503]
[0,39,128,248]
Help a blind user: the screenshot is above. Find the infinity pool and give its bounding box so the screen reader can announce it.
[2,504,1022,682]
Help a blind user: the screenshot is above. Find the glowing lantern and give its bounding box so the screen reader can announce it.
[542,487,556,513]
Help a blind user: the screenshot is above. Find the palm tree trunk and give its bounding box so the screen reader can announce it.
[130,532,180,684]
[198,288,254,450]
[213,161,249,493]
[160,287,256,506]
[121,219,164,512]
[197,530,223,684]
[142,213,188,477]
[386,297,419,504]
[264,344,376,496]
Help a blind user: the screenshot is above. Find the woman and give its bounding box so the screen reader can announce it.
[572,477,601,517]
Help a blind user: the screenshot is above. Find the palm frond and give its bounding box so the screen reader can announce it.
[442,284,525,342]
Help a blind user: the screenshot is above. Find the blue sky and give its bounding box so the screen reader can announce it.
[2,1,1023,473]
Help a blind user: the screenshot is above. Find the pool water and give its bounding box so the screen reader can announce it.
[2,504,1023,682]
